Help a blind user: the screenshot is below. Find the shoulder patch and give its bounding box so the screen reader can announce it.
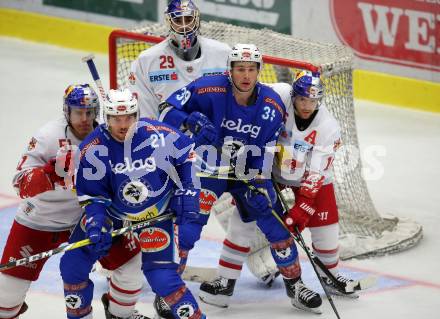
[27,137,37,151]
[80,137,101,160]
[264,97,285,118]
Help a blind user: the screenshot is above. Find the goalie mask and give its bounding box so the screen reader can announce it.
[103,88,139,125]
[63,84,99,123]
[165,0,201,61]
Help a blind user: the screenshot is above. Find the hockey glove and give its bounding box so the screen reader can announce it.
[43,150,74,186]
[244,179,277,216]
[284,194,316,233]
[85,212,113,257]
[185,111,218,147]
[178,222,203,252]
[169,187,202,225]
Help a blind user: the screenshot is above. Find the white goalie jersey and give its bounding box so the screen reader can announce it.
[130,36,231,119]
[13,117,84,231]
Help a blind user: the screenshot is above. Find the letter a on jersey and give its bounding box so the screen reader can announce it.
[304,130,317,145]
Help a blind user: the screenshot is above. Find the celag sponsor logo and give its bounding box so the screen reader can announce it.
[139,227,170,252]
[330,0,440,71]
[110,157,156,174]
[149,70,179,83]
[221,118,261,138]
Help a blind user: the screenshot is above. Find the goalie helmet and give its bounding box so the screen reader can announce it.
[63,84,99,123]
[292,70,325,100]
[228,43,263,73]
[165,0,200,57]
[103,88,139,123]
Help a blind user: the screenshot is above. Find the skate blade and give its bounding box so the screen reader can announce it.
[290,299,322,314]
[198,291,231,308]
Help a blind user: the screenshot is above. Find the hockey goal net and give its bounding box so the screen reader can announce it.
[108,21,422,259]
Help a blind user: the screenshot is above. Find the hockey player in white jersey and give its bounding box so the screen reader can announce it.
[200,71,358,313]
[0,84,147,319]
[129,0,231,119]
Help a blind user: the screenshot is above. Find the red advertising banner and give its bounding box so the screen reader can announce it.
[330,0,440,72]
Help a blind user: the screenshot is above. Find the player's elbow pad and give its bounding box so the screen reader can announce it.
[15,168,54,198]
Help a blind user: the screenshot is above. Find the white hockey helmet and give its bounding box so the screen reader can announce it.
[103,88,138,122]
[228,43,263,73]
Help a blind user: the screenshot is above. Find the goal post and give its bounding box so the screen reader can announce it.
[108,21,422,260]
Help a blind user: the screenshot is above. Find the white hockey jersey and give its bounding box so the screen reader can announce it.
[130,36,231,119]
[13,117,84,231]
[269,83,342,187]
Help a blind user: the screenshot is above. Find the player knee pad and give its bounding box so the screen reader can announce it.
[270,237,301,279]
[0,273,31,318]
[63,279,94,319]
[310,223,340,274]
[60,248,96,284]
[144,267,184,297]
[256,213,290,243]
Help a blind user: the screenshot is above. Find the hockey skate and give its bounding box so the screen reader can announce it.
[322,273,360,298]
[198,277,236,308]
[283,278,322,314]
[101,294,151,319]
[153,295,174,319]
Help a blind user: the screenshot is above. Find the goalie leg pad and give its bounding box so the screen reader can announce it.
[211,193,235,232]
[0,273,31,319]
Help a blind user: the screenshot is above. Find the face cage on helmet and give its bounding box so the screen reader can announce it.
[166,9,200,50]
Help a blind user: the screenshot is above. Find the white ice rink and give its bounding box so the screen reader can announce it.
[0,37,439,319]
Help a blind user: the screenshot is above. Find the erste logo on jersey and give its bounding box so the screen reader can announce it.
[118,178,151,208]
[139,227,170,253]
[110,156,156,174]
[293,140,312,153]
[221,118,261,138]
[149,70,179,83]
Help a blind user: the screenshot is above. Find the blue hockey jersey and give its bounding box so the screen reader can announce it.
[75,118,196,222]
[160,75,286,173]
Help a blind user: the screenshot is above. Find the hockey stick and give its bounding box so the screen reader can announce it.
[82,54,107,101]
[0,212,174,272]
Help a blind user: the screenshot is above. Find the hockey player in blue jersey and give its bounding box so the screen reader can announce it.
[60,88,207,319]
[160,44,322,313]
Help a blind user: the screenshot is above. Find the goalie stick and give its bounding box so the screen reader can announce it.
[0,212,174,272]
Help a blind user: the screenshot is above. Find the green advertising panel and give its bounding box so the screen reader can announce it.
[43,0,158,21]
[43,0,291,34]
[198,0,291,34]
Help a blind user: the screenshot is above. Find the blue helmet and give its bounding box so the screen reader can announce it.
[292,70,325,99]
[165,0,200,51]
[63,84,99,123]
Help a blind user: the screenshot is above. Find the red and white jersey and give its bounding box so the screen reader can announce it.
[269,83,342,187]
[13,117,83,231]
[130,36,231,119]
